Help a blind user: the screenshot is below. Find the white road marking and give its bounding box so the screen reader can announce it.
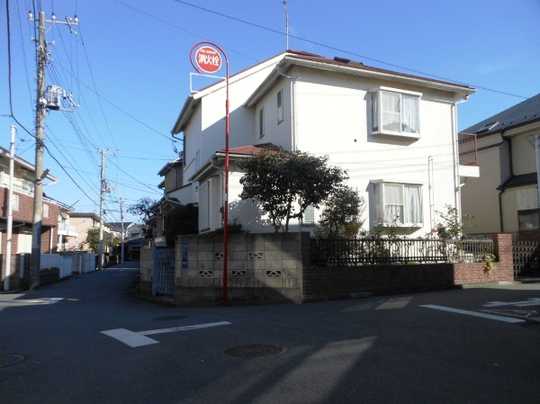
[376,296,412,310]
[484,298,540,308]
[101,328,159,348]
[101,321,232,348]
[420,304,526,324]
[140,321,232,336]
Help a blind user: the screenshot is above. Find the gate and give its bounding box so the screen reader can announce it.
[152,248,175,296]
[512,240,540,278]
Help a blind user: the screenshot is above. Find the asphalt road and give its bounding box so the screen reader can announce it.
[1,264,540,404]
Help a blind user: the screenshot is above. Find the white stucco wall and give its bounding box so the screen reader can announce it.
[291,67,459,236]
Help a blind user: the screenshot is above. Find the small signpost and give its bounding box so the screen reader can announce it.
[190,42,230,305]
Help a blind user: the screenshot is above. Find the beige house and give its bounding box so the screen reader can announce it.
[66,212,112,251]
[460,93,540,234]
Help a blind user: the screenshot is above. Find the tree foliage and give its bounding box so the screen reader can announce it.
[318,186,365,238]
[435,205,465,240]
[128,198,157,223]
[240,150,347,232]
[85,228,118,253]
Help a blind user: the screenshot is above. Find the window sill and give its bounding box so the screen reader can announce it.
[374,222,424,229]
[371,130,420,140]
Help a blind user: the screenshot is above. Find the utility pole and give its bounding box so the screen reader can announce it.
[29,10,47,289]
[28,9,79,289]
[3,125,16,291]
[119,197,125,265]
[98,149,108,271]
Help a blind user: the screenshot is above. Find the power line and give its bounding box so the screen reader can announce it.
[108,158,161,193]
[171,0,528,100]
[78,28,119,149]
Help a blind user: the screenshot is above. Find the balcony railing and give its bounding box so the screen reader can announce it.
[458,132,479,166]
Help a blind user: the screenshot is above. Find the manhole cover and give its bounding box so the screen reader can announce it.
[153,315,187,321]
[224,344,286,358]
[0,354,25,368]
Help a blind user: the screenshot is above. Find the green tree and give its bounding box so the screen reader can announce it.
[435,205,467,240]
[85,228,118,253]
[240,150,347,232]
[319,186,365,238]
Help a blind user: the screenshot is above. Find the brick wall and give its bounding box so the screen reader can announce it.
[453,233,513,284]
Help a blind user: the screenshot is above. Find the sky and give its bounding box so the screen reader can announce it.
[1,0,539,223]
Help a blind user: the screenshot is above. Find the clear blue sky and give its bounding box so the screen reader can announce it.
[1,0,539,222]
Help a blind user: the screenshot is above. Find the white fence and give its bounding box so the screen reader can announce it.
[40,252,96,279]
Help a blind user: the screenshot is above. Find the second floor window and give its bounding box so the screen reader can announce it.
[371,90,420,136]
[259,108,265,138]
[43,203,49,218]
[277,89,284,124]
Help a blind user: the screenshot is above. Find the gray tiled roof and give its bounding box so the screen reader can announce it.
[462,93,540,136]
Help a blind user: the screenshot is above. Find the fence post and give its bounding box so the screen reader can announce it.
[489,233,513,279]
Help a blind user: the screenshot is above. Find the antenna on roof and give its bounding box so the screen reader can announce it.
[283,0,289,50]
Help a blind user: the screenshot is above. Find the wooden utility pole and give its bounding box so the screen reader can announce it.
[29,10,47,289]
[3,125,16,291]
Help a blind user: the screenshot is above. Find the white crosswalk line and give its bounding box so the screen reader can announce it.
[376,296,412,310]
[420,304,526,324]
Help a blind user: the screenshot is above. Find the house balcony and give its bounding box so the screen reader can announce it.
[458,133,480,178]
[58,224,78,237]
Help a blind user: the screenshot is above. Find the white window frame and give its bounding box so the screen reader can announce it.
[258,107,265,138]
[370,87,421,138]
[43,203,49,218]
[277,89,284,124]
[371,181,423,227]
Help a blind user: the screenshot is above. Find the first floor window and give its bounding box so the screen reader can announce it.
[372,182,423,226]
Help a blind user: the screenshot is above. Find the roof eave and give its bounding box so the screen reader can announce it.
[172,95,198,134]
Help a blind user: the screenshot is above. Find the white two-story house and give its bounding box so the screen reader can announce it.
[170,50,476,236]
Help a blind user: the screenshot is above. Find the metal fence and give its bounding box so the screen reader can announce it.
[310,238,496,267]
[512,240,540,278]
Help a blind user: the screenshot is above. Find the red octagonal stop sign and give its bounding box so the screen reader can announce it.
[191,45,223,74]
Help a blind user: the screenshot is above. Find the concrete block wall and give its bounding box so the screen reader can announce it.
[175,232,310,304]
[139,246,153,282]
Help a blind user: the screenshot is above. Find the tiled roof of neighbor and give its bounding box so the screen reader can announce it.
[463,93,540,136]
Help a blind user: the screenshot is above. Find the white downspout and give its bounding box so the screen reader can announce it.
[451,102,461,221]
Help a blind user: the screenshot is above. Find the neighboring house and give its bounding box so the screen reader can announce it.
[460,93,540,235]
[56,205,78,252]
[170,50,477,236]
[66,212,112,251]
[106,221,134,240]
[0,147,62,254]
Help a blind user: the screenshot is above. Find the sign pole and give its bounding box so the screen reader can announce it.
[190,42,229,305]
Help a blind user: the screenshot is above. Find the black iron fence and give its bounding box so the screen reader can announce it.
[512,240,540,278]
[311,238,496,267]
